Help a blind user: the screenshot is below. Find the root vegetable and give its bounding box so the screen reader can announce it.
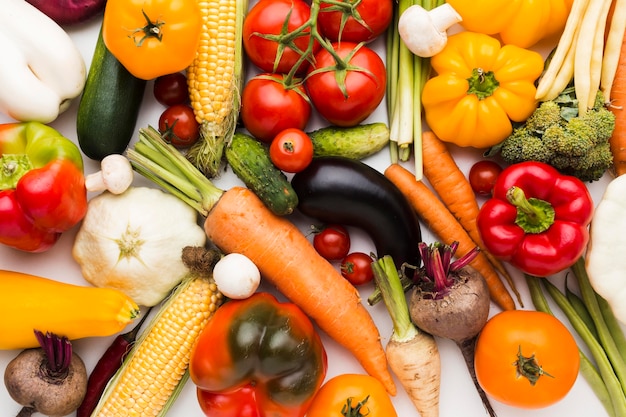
[4,331,88,417]
[408,242,496,416]
[372,255,441,417]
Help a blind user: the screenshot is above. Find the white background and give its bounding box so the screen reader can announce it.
[0,2,616,416]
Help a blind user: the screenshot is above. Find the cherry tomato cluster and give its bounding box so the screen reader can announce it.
[153,72,200,149]
[312,224,374,286]
[240,0,392,171]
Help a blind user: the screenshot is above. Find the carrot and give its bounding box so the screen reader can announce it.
[385,163,516,311]
[372,255,441,417]
[609,24,626,176]
[126,126,397,396]
[421,130,522,305]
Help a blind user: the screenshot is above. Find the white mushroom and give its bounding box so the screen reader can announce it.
[85,154,133,194]
[213,253,261,300]
[398,3,462,58]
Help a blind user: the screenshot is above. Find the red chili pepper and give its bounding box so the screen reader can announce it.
[76,309,152,417]
[476,161,593,277]
[0,122,87,252]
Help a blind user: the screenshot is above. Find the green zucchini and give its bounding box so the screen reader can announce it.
[76,25,146,161]
[309,122,390,159]
[226,132,298,216]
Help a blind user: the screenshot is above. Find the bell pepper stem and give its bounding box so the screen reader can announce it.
[506,186,555,234]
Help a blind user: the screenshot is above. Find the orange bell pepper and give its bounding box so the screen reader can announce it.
[446,0,574,48]
[421,32,544,149]
[102,0,202,80]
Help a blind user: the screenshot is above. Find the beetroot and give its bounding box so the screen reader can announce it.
[4,331,87,417]
[408,242,496,417]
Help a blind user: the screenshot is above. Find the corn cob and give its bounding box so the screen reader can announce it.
[90,275,223,417]
[186,0,248,178]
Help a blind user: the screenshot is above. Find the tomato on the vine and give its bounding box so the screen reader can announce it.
[305,42,386,127]
[317,0,393,43]
[468,160,503,196]
[306,374,397,417]
[340,252,374,286]
[269,128,314,173]
[158,104,200,148]
[243,0,319,75]
[241,74,312,143]
[474,310,580,409]
[153,72,189,106]
[312,224,351,261]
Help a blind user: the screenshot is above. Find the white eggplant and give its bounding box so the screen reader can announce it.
[0,0,86,123]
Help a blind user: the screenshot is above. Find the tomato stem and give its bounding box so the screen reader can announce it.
[341,395,371,417]
[132,9,164,46]
[515,345,553,386]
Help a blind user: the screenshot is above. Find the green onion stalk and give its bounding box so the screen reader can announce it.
[386,0,444,178]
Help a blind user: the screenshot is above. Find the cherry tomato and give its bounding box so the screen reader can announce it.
[241,74,312,143]
[312,224,351,261]
[317,0,393,43]
[305,42,386,127]
[269,128,314,173]
[197,386,259,417]
[306,374,397,417]
[158,104,200,148]
[475,310,580,409]
[340,252,374,286]
[243,0,319,75]
[153,72,189,106]
[468,160,503,196]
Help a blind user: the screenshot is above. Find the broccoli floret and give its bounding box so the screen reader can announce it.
[500,128,554,163]
[580,107,616,143]
[542,122,594,157]
[496,89,616,182]
[524,101,563,133]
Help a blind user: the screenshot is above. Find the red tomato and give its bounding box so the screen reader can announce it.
[313,224,351,260]
[317,0,393,43]
[269,128,314,173]
[305,42,386,127]
[468,160,503,196]
[241,74,312,143]
[153,72,189,106]
[158,104,200,148]
[340,252,374,286]
[197,386,260,417]
[243,0,319,75]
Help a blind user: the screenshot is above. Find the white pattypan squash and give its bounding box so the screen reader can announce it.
[72,187,206,306]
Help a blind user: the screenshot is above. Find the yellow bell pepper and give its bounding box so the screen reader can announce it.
[446,0,574,48]
[421,32,544,149]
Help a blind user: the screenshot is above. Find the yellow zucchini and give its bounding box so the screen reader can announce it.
[0,270,140,350]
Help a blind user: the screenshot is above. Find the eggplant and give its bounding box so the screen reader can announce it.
[26,0,105,26]
[291,156,422,268]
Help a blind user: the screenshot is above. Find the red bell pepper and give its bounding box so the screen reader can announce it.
[476,161,593,277]
[189,292,327,417]
[0,122,87,252]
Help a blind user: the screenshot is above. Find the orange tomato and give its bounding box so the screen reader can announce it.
[102,0,202,80]
[474,310,580,408]
[306,374,397,417]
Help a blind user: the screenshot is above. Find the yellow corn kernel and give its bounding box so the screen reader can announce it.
[91,276,223,417]
[185,0,248,178]
[188,0,245,135]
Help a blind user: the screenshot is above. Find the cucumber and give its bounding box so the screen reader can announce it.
[225,132,299,216]
[309,122,390,159]
[76,26,146,161]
